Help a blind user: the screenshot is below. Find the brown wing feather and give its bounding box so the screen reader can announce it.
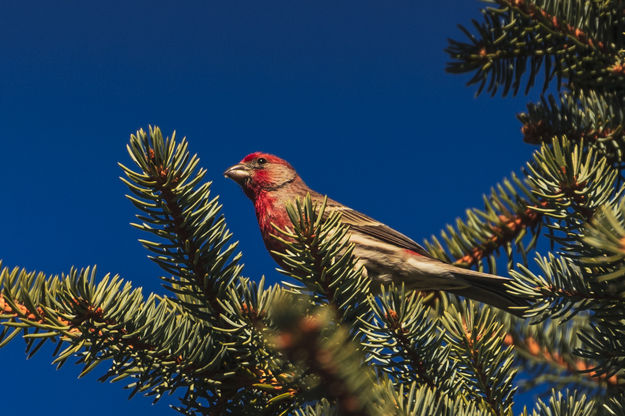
[324,198,433,258]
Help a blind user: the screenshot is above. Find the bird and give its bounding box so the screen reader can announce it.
[224,152,527,316]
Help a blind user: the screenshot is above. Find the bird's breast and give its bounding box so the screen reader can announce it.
[253,192,292,254]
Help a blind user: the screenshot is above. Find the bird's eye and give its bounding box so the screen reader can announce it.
[257,157,267,165]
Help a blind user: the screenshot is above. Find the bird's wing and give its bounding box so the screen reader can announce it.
[324,199,433,258]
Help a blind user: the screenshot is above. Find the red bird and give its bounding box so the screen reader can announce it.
[225,152,526,315]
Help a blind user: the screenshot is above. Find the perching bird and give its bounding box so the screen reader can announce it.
[225,152,527,316]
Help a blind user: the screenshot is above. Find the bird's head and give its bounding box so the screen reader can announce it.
[224,152,300,199]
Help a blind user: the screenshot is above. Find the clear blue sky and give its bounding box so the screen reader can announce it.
[0,1,538,414]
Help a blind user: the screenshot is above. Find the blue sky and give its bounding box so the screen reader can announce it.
[0,1,538,414]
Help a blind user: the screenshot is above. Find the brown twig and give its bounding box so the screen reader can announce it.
[504,333,620,386]
[522,119,619,147]
[454,203,544,267]
[275,314,370,416]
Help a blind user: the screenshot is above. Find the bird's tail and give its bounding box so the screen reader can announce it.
[448,268,528,317]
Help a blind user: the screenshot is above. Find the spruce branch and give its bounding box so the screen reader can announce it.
[518,92,625,170]
[526,136,619,230]
[570,198,625,383]
[426,136,620,277]
[498,0,616,51]
[604,393,625,416]
[441,302,517,416]
[508,254,617,320]
[118,127,310,413]
[531,389,597,416]
[583,197,625,293]
[0,264,228,407]
[379,131,625,406]
[390,382,490,416]
[500,138,625,392]
[0,261,308,415]
[119,126,243,319]
[292,382,492,416]
[293,399,337,416]
[503,314,620,390]
[271,194,371,331]
[453,201,544,269]
[501,152,625,390]
[361,285,457,394]
[424,171,543,273]
[446,1,625,96]
[271,301,391,416]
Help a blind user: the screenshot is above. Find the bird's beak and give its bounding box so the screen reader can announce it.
[224,163,251,184]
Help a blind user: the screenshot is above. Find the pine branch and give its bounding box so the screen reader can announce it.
[507,331,620,388]
[272,196,468,403]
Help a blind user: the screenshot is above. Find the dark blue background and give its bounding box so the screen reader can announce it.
[1,1,537,414]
